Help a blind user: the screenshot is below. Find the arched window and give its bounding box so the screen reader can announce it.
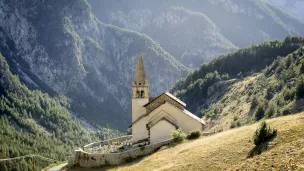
[140,91,144,98]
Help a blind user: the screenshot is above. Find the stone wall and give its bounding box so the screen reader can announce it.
[83,135,132,152]
[70,139,174,168]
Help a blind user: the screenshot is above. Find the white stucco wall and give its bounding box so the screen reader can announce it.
[149,102,204,134]
[132,98,149,143]
[150,120,176,144]
[132,102,204,144]
[132,116,149,143]
[132,98,148,122]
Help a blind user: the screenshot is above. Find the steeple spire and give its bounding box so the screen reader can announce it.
[133,50,146,85]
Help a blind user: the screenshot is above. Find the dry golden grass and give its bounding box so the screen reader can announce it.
[67,113,304,171]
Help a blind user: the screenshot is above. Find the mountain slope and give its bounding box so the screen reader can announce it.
[1,0,303,131]
[0,0,188,130]
[201,43,304,131]
[0,53,93,171]
[267,0,304,22]
[89,0,304,68]
[171,36,304,114]
[66,113,304,171]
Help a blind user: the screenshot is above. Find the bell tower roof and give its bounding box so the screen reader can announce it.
[133,50,147,85]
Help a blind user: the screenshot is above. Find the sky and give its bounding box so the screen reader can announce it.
[268,0,304,22]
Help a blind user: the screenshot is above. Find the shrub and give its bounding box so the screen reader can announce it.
[233,115,239,121]
[296,79,304,99]
[171,129,186,143]
[282,108,291,115]
[230,120,241,128]
[251,96,259,109]
[253,121,277,146]
[187,130,201,140]
[255,105,266,121]
[265,103,276,118]
[300,63,304,73]
[283,88,296,101]
[266,84,276,100]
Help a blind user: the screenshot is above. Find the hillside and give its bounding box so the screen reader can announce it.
[199,40,304,132]
[0,53,95,170]
[202,44,304,131]
[0,0,187,130]
[171,36,304,117]
[89,0,304,68]
[1,0,304,131]
[66,112,304,171]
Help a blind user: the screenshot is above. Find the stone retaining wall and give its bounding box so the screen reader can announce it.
[70,139,174,168]
[83,135,132,152]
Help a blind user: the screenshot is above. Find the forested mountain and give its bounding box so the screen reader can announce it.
[171,36,304,131]
[89,0,304,68]
[0,53,93,170]
[0,0,304,131]
[0,0,187,130]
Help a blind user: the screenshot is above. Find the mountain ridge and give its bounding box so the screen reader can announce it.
[1,0,304,130]
[0,0,187,130]
[89,0,304,68]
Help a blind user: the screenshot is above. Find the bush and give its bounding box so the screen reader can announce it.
[255,105,266,121]
[283,88,295,101]
[171,129,186,143]
[230,120,241,128]
[253,121,277,146]
[265,103,276,118]
[266,84,276,100]
[251,96,259,109]
[296,79,304,99]
[187,130,201,140]
[282,108,291,115]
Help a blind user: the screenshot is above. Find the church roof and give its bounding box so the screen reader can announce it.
[149,97,155,102]
[133,51,146,85]
[130,101,206,128]
[183,109,206,125]
[147,117,179,130]
[143,92,186,107]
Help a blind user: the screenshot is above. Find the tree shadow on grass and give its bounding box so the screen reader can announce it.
[247,141,270,158]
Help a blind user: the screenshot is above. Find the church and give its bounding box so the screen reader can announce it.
[131,51,206,144]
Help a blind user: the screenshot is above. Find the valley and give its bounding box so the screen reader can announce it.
[0,0,304,170]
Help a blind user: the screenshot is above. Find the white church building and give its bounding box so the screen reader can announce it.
[70,52,207,168]
[131,51,206,144]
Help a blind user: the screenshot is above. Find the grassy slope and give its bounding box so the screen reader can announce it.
[67,113,304,171]
[203,45,304,132]
[171,37,304,113]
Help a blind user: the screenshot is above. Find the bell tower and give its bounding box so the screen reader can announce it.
[132,50,149,122]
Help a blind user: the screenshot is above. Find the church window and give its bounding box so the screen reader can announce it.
[140,91,144,98]
[139,83,142,85]
[136,91,141,98]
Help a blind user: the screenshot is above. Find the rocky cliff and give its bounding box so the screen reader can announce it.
[0,0,187,130]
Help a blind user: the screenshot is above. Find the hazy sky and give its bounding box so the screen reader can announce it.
[268,0,304,22]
